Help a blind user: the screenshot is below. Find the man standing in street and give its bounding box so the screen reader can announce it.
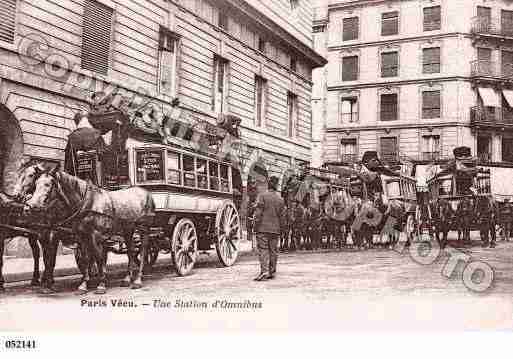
[253,176,286,281]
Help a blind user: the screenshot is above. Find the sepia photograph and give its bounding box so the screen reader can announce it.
[1,0,513,349]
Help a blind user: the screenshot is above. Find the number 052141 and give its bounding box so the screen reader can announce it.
[4,339,36,349]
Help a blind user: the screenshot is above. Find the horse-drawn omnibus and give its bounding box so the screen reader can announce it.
[0,105,244,293]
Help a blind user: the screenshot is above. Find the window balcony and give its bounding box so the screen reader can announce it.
[340,113,359,123]
[380,152,399,164]
[422,151,441,161]
[477,152,492,163]
[471,17,513,37]
[470,60,501,78]
[471,106,513,127]
[340,154,358,163]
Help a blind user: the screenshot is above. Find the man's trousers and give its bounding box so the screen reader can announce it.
[256,233,279,275]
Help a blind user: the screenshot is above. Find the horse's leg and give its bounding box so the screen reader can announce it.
[89,229,107,294]
[121,229,135,287]
[0,234,5,292]
[40,231,59,293]
[132,226,149,289]
[28,235,41,286]
[77,239,91,293]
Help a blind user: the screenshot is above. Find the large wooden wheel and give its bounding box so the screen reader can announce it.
[171,218,198,276]
[215,200,241,266]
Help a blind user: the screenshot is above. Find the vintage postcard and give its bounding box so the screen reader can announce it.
[1,0,513,346]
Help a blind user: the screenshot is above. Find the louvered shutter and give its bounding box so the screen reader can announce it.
[381,12,398,36]
[502,50,513,78]
[0,0,16,44]
[342,56,358,81]
[380,137,398,161]
[422,91,440,119]
[343,17,358,41]
[380,94,397,121]
[81,0,113,75]
[381,52,398,77]
[502,10,513,36]
[160,50,174,95]
[423,47,440,73]
[423,6,441,31]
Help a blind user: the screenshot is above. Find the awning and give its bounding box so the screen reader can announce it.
[478,87,500,107]
[503,89,513,107]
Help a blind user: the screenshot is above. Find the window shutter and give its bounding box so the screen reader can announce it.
[423,6,441,31]
[422,91,440,118]
[342,56,358,81]
[381,12,398,36]
[343,17,358,41]
[423,47,440,73]
[0,0,16,44]
[502,50,513,77]
[477,6,491,21]
[159,50,174,95]
[81,0,113,75]
[502,10,513,35]
[381,52,398,77]
[380,137,398,158]
[380,93,397,121]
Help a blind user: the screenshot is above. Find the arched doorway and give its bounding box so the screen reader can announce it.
[0,105,24,195]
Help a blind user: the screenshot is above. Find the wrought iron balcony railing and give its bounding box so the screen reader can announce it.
[470,60,513,80]
[471,106,513,125]
[380,152,400,163]
[340,113,359,123]
[421,152,441,162]
[471,16,513,37]
[477,153,492,163]
[340,154,358,163]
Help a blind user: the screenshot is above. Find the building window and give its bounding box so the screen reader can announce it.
[380,137,398,163]
[381,51,398,77]
[476,6,492,33]
[342,55,358,81]
[212,55,229,113]
[382,11,399,36]
[341,139,357,163]
[81,0,113,75]
[502,50,513,78]
[258,37,266,52]
[218,12,228,30]
[287,91,298,138]
[290,57,297,71]
[343,17,359,41]
[158,27,179,97]
[290,0,299,11]
[477,136,491,162]
[422,135,440,161]
[422,90,441,119]
[423,5,441,31]
[0,0,16,44]
[380,93,398,121]
[502,138,513,162]
[502,10,513,36]
[313,25,326,33]
[422,47,440,74]
[254,75,267,127]
[340,98,358,123]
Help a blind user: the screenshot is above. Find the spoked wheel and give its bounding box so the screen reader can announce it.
[171,218,198,276]
[215,201,241,266]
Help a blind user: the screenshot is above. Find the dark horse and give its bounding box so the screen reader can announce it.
[0,163,50,292]
[474,195,498,248]
[456,197,475,243]
[24,166,155,294]
[429,199,455,249]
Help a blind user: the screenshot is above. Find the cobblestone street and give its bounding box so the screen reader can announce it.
[1,237,513,331]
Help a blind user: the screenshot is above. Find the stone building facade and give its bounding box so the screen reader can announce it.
[0,0,325,256]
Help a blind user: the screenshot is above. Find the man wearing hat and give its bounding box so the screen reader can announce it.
[64,111,109,185]
[253,175,286,281]
[501,197,513,241]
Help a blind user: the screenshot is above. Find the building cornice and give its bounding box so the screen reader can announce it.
[328,0,393,12]
[328,76,469,91]
[223,0,328,68]
[328,32,470,52]
[326,121,466,133]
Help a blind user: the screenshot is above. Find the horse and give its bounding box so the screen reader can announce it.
[24,166,155,294]
[474,195,498,248]
[429,199,454,249]
[455,197,475,243]
[0,163,49,292]
[280,173,306,251]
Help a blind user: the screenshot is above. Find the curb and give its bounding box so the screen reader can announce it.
[4,241,257,285]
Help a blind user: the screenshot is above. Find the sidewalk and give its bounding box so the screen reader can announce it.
[3,238,256,284]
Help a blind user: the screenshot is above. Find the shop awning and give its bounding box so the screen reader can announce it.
[478,87,500,107]
[503,89,513,107]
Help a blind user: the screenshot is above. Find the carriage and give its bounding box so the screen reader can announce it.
[68,108,243,276]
